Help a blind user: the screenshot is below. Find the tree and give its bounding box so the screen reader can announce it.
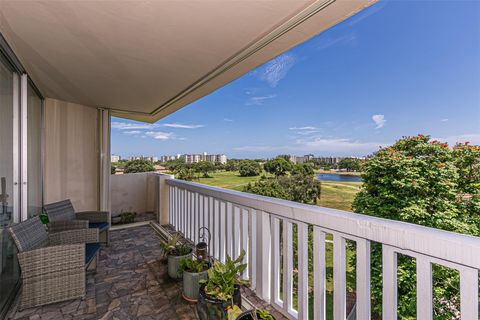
[291,163,315,177]
[111,165,117,175]
[263,157,292,177]
[225,160,240,171]
[165,158,186,172]
[176,167,197,181]
[123,159,155,173]
[352,135,479,319]
[194,161,216,178]
[243,177,290,200]
[238,160,262,177]
[338,157,362,172]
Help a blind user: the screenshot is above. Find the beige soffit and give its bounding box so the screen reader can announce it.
[0,0,377,123]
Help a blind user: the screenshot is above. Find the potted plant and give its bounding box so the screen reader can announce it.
[235,309,275,320]
[180,257,211,302]
[160,233,193,279]
[197,250,249,320]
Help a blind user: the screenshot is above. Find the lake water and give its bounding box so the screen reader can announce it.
[317,173,363,182]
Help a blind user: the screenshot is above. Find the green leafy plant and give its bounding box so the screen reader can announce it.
[257,309,274,320]
[160,233,192,257]
[201,250,249,303]
[179,257,210,274]
[120,211,136,224]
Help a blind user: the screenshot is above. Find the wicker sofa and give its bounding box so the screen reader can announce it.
[44,199,110,245]
[8,216,100,310]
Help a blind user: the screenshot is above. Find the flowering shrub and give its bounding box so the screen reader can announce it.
[353,135,479,319]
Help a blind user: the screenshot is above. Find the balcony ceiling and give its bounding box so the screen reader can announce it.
[0,0,376,122]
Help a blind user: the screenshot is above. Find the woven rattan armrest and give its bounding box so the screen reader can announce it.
[75,211,109,223]
[48,228,99,245]
[48,220,89,233]
[17,244,85,278]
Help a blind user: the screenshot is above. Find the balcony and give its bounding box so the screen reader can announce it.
[9,172,478,319]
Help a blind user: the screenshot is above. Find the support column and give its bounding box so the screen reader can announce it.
[98,109,111,218]
[158,174,174,225]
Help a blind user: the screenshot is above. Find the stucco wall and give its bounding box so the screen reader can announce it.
[110,172,157,216]
[43,98,99,211]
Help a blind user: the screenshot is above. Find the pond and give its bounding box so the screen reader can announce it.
[317,173,363,182]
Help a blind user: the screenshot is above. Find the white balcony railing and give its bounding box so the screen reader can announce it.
[160,177,479,320]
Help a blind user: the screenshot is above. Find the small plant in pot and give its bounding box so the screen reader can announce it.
[160,233,193,279]
[235,309,275,320]
[197,250,249,320]
[180,257,211,302]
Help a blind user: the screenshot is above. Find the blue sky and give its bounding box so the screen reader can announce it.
[112,0,480,159]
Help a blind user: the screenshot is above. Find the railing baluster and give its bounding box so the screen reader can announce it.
[271,216,281,306]
[416,256,432,320]
[297,222,308,320]
[333,234,346,320]
[241,208,249,279]
[219,201,226,263]
[233,206,241,259]
[248,209,254,284]
[256,210,270,301]
[212,199,218,260]
[460,267,479,319]
[356,238,371,320]
[226,203,233,258]
[313,227,326,320]
[283,220,293,314]
[382,245,398,320]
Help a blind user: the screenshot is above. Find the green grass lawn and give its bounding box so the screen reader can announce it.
[196,170,362,212]
[317,181,362,212]
[196,171,272,191]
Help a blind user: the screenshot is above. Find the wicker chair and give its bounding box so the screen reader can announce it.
[8,216,100,310]
[44,199,110,245]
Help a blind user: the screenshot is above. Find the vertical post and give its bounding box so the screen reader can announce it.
[98,108,111,216]
[20,74,28,221]
[158,174,174,225]
[255,210,271,302]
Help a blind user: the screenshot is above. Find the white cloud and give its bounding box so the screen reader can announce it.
[295,130,320,136]
[289,126,318,130]
[162,123,204,129]
[224,118,234,122]
[295,136,383,154]
[315,34,356,50]
[123,130,141,135]
[372,114,386,129]
[235,135,386,156]
[260,54,295,87]
[441,119,449,122]
[246,94,277,106]
[432,133,480,146]
[111,122,155,130]
[145,131,174,140]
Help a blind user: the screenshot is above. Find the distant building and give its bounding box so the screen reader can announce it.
[111,154,121,163]
[181,152,227,164]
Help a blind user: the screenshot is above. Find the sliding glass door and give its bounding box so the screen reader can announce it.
[27,84,42,218]
[0,55,19,317]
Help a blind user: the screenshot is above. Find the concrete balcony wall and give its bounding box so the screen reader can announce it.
[110,172,158,218]
[43,98,99,211]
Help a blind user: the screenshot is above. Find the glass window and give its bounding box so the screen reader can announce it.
[0,56,19,316]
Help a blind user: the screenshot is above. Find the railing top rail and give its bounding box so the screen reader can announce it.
[167,178,480,269]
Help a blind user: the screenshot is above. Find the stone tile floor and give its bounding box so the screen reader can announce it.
[9,225,286,320]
